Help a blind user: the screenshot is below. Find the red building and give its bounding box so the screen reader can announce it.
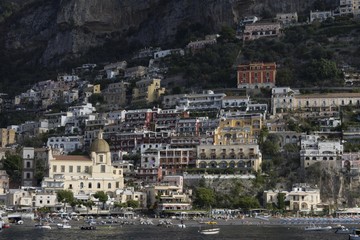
[237,62,276,89]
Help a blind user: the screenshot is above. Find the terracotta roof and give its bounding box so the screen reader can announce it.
[53,155,91,161]
[297,93,360,99]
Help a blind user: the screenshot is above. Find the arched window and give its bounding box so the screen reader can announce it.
[80,182,84,189]
[108,183,111,189]
[88,183,92,189]
[97,183,101,189]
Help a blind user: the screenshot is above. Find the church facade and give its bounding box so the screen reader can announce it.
[41,132,124,197]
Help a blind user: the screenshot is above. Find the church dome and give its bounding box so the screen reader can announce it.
[90,131,110,153]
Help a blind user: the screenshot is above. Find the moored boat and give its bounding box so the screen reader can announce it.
[80,225,96,230]
[57,223,72,229]
[349,229,360,240]
[304,224,332,231]
[199,228,220,235]
[334,225,352,234]
[35,223,52,229]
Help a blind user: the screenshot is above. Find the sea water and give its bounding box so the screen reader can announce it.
[0,224,350,240]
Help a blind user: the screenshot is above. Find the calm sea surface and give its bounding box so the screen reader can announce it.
[0,223,351,240]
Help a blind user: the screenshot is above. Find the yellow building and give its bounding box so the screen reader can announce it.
[0,128,16,147]
[132,78,165,105]
[196,144,262,173]
[42,132,124,197]
[214,114,262,145]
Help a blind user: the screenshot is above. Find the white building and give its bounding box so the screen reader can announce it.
[115,187,147,208]
[264,183,322,212]
[45,112,73,129]
[153,49,184,59]
[47,136,84,155]
[68,103,96,117]
[222,96,249,109]
[271,87,360,116]
[163,90,226,111]
[57,74,79,82]
[300,134,343,168]
[146,176,192,211]
[33,192,58,208]
[310,10,333,22]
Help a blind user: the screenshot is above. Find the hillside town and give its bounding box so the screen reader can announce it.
[0,1,360,223]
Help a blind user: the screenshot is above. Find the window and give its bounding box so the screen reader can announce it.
[61,165,65,172]
[77,166,81,173]
[26,161,31,168]
[26,173,31,179]
[97,183,101,189]
[69,166,73,173]
[116,182,119,188]
[108,183,111,189]
[88,183,92,189]
[85,166,89,173]
[101,165,106,173]
[69,184,73,189]
[53,165,57,173]
[99,155,104,163]
[80,182,84,189]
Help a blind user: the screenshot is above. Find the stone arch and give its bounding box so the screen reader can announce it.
[199,162,207,168]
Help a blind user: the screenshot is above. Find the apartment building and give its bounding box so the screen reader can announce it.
[243,22,281,41]
[271,87,360,116]
[196,144,262,173]
[214,114,263,145]
[237,63,276,89]
[300,134,343,168]
[132,78,165,105]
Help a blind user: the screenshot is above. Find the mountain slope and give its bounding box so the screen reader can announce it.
[0,0,337,67]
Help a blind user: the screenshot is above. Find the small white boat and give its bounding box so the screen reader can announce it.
[177,224,186,228]
[35,223,52,229]
[304,224,332,231]
[335,225,352,234]
[199,228,220,235]
[349,229,360,240]
[57,223,72,229]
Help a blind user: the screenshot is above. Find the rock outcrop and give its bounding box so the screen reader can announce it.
[0,0,338,66]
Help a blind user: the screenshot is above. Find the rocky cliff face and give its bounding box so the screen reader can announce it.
[0,0,337,66]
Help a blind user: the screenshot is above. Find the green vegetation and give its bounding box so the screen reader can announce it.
[0,1,19,22]
[93,191,108,209]
[57,190,75,208]
[1,152,22,187]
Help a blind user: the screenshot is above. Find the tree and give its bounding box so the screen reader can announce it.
[277,193,286,211]
[94,191,108,209]
[82,200,95,215]
[126,199,140,209]
[193,187,216,209]
[2,153,22,188]
[57,190,74,211]
[303,58,342,82]
[236,196,260,210]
